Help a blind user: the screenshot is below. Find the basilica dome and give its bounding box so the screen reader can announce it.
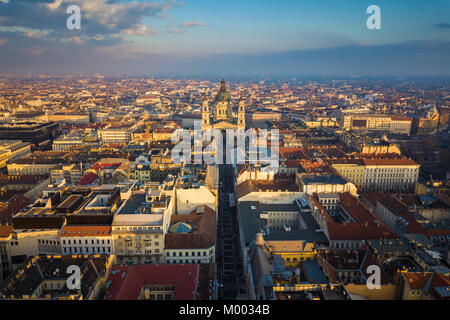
[215,78,231,103]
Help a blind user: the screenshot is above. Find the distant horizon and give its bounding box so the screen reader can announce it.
[2,72,450,80]
[1,41,450,76]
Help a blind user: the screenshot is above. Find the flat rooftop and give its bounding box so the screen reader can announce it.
[239,201,328,246]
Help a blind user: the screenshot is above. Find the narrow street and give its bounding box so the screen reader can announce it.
[216,164,246,299]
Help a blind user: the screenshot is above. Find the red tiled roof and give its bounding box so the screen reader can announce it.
[430,273,450,299]
[390,116,411,121]
[403,272,450,299]
[311,192,397,240]
[375,195,425,233]
[164,205,216,249]
[0,194,31,224]
[77,172,98,186]
[60,225,111,237]
[378,196,409,216]
[89,163,121,172]
[153,128,175,133]
[403,272,431,289]
[362,158,418,166]
[339,193,374,224]
[7,194,32,212]
[279,147,307,159]
[404,214,426,234]
[105,264,200,300]
[282,160,301,168]
[327,223,396,240]
[361,192,386,207]
[0,175,47,186]
[0,225,13,238]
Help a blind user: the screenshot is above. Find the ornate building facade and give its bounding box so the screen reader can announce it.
[202,79,246,131]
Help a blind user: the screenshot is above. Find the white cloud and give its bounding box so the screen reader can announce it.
[0,0,177,40]
[0,25,52,38]
[179,21,207,28]
[46,0,63,11]
[26,30,46,39]
[122,24,157,36]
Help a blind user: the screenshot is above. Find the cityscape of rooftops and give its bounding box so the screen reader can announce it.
[0,0,449,313]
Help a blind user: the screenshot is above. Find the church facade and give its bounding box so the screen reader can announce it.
[201,79,246,131]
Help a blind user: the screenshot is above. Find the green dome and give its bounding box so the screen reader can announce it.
[215,78,231,103]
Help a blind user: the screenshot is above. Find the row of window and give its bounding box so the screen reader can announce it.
[332,242,362,249]
[320,198,339,204]
[166,250,210,257]
[410,290,427,296]
[120,234,160,240]
[116,228,161,232]
[283,257,312,262]
[39,240,59,245]
[62,239,110,245]
[366,179,414,184]
[269,212,296,216]
[63,247,111,254]
[269,218,296,224]
[117,241,160,247]
[366,168,416,172]
[146,294,172,300]
[167,259,208,264]
[117,249,160,255]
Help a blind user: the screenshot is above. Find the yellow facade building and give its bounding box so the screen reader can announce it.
[331,160,365,190]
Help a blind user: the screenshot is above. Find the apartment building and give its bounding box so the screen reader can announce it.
[308,192,397,249]
[8,229,61,270]
[112,191,173,264]
[362,158,419,192]
[52,134,84,151]
[0,225,13,283]
[7,162,58,176]
[60,225,113,255]
[0,122,60,148]
[104,264,212,300]
[0,140,32,168]
[342,114,411,135]
[50,164,83,184]
[331,160,365,190]
[132,162,181,183]
[401,271,450,300]
[296,173,357,196]
[98,127,132,143]
[164,205,216,264]
[331,158,420,192]
[0,255,113,300]
[42,112,90,125]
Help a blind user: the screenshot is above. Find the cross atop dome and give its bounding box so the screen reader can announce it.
[220,78,226,91]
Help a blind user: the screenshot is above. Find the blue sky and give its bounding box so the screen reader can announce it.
[149,0,450,53]
[0,0,449,75]
[135,0,450,53]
